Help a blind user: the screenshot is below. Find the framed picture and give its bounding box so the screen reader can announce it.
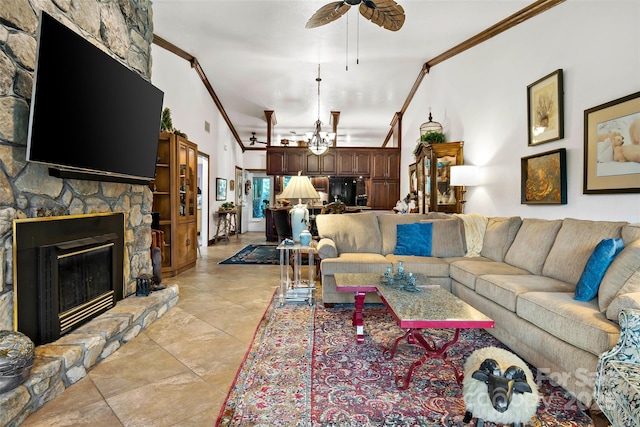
[521,148,567,204]
[583,91,640,194]
[216,178,227,201]
[229,179,235,191]
[527,69,564,146]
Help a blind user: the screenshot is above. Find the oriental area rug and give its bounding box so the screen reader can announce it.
[216,297,595,426]
[218,244,280,265]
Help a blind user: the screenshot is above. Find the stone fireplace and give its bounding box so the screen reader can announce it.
[14,213,125,345]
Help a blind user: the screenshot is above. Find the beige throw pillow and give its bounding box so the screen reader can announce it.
[480,217,522,262]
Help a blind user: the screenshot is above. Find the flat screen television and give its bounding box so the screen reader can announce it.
[27,12,164,184]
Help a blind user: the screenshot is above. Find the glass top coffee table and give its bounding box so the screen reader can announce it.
[334,272,494,389]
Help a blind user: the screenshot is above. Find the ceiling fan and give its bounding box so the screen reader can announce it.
[306,0,405,32]
[249,132,267,146]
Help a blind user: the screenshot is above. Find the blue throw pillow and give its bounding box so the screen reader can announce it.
[394,222,432,256]
[574,238,624,301]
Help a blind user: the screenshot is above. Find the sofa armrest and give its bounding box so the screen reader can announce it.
[595,308,640,417]
[606,292,640,322]
[597,308,640,371]
[317,238,338,259]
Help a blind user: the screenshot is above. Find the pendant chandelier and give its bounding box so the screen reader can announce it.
[306,64,335,156]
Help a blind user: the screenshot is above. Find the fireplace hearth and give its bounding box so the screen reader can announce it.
[13,213,125,345]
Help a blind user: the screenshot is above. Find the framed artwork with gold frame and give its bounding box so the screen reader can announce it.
[521,148,567,204]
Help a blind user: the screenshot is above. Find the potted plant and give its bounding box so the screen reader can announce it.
[420,131,446,143]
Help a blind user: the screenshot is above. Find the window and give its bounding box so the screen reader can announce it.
[252,177,271,219]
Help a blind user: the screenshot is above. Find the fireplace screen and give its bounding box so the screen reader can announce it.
[57,242,114,332]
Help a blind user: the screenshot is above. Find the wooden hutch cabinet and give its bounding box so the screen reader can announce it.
[415,141,464,214]
[151,132,198,277]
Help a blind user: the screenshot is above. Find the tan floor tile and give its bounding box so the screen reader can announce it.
[106,371,218,426]
[21,400,122,427]
[89,345,190,398]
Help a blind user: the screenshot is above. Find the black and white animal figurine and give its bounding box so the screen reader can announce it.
[462,346,540,427]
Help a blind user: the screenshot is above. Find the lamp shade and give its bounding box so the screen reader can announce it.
[449,165,480,187]
[279,174,320,202]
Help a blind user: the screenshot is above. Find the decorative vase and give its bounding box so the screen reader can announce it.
[299,229,312,246]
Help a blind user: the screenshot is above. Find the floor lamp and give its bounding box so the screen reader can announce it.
[449,165,480,213]
[278,172,319,242]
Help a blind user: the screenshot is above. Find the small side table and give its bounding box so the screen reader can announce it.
[277,241,316,306]
[214,209,238,243]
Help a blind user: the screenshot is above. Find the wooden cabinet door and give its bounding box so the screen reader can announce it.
[370,180,399,209]
[353,151,370,175]
[176,221,198,266]
[267,150,286,175]
[286,150,305,174]
[307,151,336,175]
[337,149,369,176]
[372,151,400,179]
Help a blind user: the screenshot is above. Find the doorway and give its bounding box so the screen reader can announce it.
[197,152,210,248]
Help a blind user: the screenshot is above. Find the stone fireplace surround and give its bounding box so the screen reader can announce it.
[0,1,162,424]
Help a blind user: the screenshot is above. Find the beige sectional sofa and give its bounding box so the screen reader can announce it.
[315,212,640,406]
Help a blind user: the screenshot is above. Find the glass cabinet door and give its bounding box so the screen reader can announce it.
[179,144,187,217]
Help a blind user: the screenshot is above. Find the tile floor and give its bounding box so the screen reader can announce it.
[22,232,286,426]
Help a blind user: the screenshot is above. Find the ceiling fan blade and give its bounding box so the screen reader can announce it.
[305,1,351,29]
[359,0,405,31]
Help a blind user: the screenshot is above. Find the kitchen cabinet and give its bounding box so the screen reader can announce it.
[337,149,370,176]
[369,179,399,210]
[372,150,400,180]
[306,151,336,175]
[267,148,306,175]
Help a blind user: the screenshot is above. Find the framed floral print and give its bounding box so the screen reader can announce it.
[527,69,564,146]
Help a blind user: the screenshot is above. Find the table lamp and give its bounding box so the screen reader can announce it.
[278,172,319,242]
[449,165,480,212]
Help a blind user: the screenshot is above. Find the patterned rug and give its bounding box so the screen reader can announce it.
[216,297,595,426]
[218,244,279,265]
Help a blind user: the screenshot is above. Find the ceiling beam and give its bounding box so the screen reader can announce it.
[152,34,247,152]
[264,110,276,147]
[384,0,566,146]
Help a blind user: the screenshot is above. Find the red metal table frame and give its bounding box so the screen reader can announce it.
[334,273,494,390]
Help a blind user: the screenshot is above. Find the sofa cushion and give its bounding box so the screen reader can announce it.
[453,213,488,257]
[599,240,640,314]
[480,216,522,262]
[574,238,624,301]
[419,218,466,257]
[542,218,627,286]
[385,254,451,277]
[316,238,338,259]
[377,213,428,255]
[449,259,528,290]
[517,292,621,356]
[475,274,573,312]
[504,218,563,275]
[316,212,382,254]
[319,252,390,275]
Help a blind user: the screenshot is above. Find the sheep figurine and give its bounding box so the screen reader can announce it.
[462,346,540,427]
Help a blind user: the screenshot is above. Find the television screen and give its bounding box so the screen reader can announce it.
[27,12,164,184]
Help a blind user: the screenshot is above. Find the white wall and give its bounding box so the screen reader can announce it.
[151,46,245,241]
[400,1,640,223]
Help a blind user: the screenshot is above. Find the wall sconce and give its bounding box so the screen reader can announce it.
[449,165,480,212]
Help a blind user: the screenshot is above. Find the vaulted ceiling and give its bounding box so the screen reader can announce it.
[151,1,548,149]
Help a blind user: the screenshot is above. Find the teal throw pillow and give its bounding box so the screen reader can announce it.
[574,238,624,301]
[394,222,432,256]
